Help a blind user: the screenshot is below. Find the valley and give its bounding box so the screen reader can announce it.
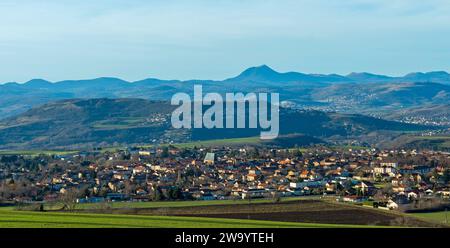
[0,98,436,150]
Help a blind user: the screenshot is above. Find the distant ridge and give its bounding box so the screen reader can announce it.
[24,79,53,88]
[2,65,450,86]
[0,65,449,120]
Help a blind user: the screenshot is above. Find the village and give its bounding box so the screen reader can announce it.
[0,145,449,212]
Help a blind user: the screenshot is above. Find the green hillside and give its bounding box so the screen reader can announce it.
[0,98,432,150]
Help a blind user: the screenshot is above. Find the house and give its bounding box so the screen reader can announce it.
[77,197,105,204]
[204,153,215,165]
[437,190,450,199]
[393,193,410,204]
[246,173,259,182]
[393,184,406,193]
[399,165,432,175]
[136,188,148,195]
[325,182,336,193]
[380,162,397,168]
[241,188,266,199]
[289,180,326,189]
[374,166,395,175]
[138,151,151,156]
[407,191,418,200]
[411,165,432,175]
[133,165,147,174]
[286,171,297,180]
[106,193,128,201]
[355,181,375,195]
[300,170,309,179]
[425,189,434,196]
[387,200,399,210]
[113,172,130,180]
[289,182,303,189]
[192,190,215,200]
[342,195,365,203]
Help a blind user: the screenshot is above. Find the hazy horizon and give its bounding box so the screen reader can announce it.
[2,64,450,85]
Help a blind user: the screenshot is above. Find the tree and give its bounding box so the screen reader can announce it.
[59,188,81,211]
[382,183,394,196]
[443,168,450,184]
[271,149,277,158]
[161,147,169,158]
[292,148,303,158]
[168,186,182,200]
[151,186,164,201]
[251,148,260,158]
[336,182,346,196]
[373,190,386,202]
[123,181,135,195]
[271,191,281,203]
[311,187,322,195]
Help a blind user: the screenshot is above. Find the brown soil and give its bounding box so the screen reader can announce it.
[78,199,444,227]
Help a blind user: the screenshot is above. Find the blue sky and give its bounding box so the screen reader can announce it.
[1,0,449,83]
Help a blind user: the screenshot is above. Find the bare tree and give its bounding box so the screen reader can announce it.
[272,191,281,203]
[373,190,387,205]
[59,188,81,211]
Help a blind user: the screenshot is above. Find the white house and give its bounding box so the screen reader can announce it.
[387,200,399,210]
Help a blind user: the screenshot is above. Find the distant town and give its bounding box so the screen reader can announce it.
[1,145,448,212]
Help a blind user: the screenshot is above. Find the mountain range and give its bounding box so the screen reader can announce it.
[0,65,448,150]
[1,65,450,120]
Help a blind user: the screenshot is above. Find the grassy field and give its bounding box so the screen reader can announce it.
[2,198,441,228]
[0,208,369,228]
[47,197,310,210]
[330,145,371,150]
[410,211,449,225]
[397,135,450,149]
[0,150,78,156]
[141,137,262,149]
[35,198,440,227]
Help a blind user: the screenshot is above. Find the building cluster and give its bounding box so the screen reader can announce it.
[0,146,449,210]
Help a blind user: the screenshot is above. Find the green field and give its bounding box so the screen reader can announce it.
[92,117,152,130]
[146,137,262,149]
[0,135,314,155]
[0,209,369,228]
[330,145,371,150]
[0,150,78,156]
[410,211,449,225]
[399,135,450,149]
[48,197,310,210]
[2,198,434,228]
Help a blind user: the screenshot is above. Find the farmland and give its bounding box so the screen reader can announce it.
[58,197,305,210]
[0,208,369,228]
[1,199,443,228]
[134,200,440,227]
[138,137,263,149]
[410,211,449,225]
[0,137,261,156]
[55,199,443,227]
[0,150,78,156]
[1,196,446,228]
[0,198,446,228]
[387,135,450,150]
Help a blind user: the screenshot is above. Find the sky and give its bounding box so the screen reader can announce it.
[1,0,449,83]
